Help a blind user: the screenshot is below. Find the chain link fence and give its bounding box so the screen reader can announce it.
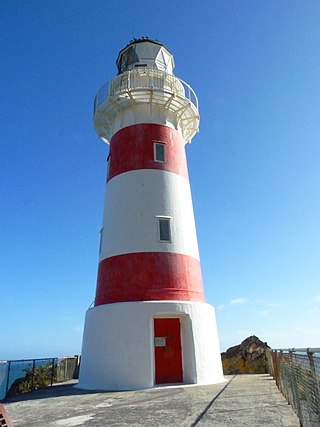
[267,348,320,427]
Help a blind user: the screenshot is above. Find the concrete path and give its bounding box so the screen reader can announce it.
[5,374,300,426]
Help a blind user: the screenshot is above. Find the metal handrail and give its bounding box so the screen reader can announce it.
[88,300,95,309]
[272,348,320,353]
[1,358,55,363]
[94,69,198,113]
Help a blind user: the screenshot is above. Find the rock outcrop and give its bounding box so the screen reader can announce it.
[221,335,270,374]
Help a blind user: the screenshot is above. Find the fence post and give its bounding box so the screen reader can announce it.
[5,361,11,398]
[50,358,55,387]
[273,351,280,388]
[289,351,303,422]
[280,351,288,399]
[31,359,36,392]
[307,351,320,424]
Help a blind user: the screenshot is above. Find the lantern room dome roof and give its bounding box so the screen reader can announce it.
[116,38,174,75]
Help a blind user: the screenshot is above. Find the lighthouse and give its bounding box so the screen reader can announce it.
[78,38,224,390]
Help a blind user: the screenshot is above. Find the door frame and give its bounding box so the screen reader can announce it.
[153,317,183,384]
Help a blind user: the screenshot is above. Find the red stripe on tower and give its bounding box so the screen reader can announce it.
[95,252,205,305]
[107,124,189,181]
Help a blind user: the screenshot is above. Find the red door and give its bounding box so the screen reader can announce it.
[154,318,183,384]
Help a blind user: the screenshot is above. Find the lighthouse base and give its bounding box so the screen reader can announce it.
[78,301,224,391]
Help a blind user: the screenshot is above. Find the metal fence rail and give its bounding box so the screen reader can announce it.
[0,356,80,401]
[267,348,320,427]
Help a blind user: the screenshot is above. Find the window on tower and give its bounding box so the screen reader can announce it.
[153,142,166,163]
[106,153,111,180]
[157,216,172,242]
[99,228,104,255]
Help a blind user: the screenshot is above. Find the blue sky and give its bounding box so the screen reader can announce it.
[1,0,320,359]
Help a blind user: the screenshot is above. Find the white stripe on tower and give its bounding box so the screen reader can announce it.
[100,169,199,260]
[95,123,205,305]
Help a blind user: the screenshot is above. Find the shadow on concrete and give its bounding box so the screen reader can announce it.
[5,375,301,427]
[190,375,235,427]
[5,375,275,404]
[4,380,124,403]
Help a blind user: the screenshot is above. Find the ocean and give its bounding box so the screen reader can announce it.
[0,359,55,400]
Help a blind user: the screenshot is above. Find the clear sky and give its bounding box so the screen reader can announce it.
[1,0,320,359]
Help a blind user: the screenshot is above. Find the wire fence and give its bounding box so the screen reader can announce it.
[267,348,320,427]
[0,356,80,401]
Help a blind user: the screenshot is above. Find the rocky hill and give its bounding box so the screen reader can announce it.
[221,335,270,374]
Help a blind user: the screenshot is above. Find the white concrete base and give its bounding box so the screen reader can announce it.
[78,301,224,391]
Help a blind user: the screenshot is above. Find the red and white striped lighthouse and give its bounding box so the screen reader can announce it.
[78,39,224,390]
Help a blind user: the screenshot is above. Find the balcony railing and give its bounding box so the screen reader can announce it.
[94,69,198,114]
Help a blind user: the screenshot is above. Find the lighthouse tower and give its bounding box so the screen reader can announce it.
[78,39,224,390]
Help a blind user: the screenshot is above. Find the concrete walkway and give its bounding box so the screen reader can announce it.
[5,375,300,426]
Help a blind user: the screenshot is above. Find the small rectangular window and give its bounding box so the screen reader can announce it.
[106,154,111,180]
[154,142,166,163]
[99,228,104,254]
[158,217,171,242]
